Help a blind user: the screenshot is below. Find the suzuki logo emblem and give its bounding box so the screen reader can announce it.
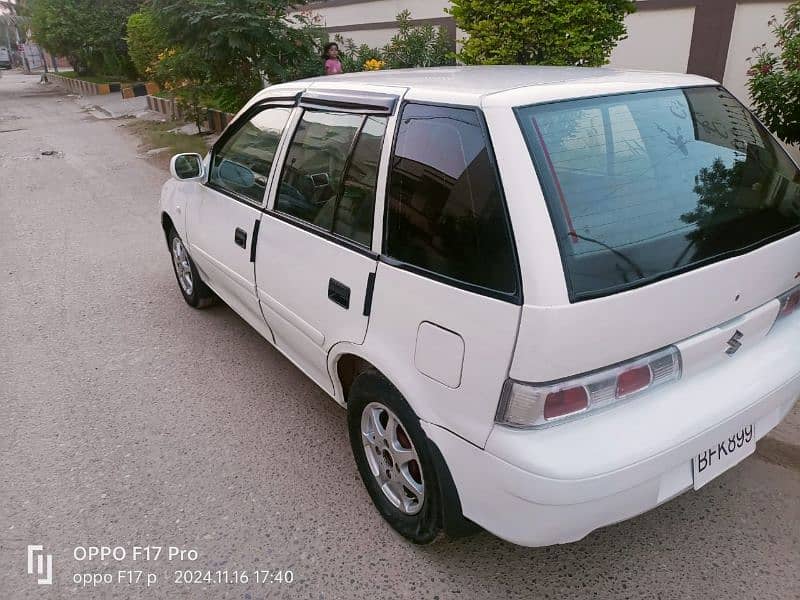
[726,330,744,356]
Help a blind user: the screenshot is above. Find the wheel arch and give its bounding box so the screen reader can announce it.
[161,211,175,249]
[329,344,479,539]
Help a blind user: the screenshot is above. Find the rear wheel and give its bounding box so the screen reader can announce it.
[348,370,443,544]
[168,228,216,308]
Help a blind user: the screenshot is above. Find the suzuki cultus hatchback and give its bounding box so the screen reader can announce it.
[160,67,800,546]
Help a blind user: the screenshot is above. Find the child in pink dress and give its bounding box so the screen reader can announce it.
[323,43,343,75]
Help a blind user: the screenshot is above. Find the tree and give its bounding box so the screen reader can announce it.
[448,0,635,67]
[747,2,800,145]
[126,7,168,79]
[152,0,324,109]
[29,0,142,75]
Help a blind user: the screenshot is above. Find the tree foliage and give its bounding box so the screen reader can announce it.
[334,11,453,73]
[151,0,324,108]
[126,7,168,79]
[29,0,141,76]
[448,0,635,67]
[381,10,453,69]
[747,2,800,144]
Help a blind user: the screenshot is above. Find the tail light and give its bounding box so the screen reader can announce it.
[776,285,800,321]
[496,346,682,428]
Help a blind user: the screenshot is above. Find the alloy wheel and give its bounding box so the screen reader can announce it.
[360,402,425,515]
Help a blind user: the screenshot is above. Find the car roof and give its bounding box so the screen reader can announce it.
[257,66,717,107]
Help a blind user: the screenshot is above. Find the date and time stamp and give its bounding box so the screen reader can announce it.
[27,544,295,589]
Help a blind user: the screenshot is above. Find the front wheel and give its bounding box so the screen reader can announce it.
[168,228,216,308]
[348,370,443,544]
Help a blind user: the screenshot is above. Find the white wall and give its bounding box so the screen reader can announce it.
[724,2,786,105]
[609,8,695,73]
[314,0,449,28]
[329,27,400,48]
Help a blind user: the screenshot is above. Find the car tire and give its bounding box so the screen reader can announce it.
[347,369,444,544]
[167,228,217,309]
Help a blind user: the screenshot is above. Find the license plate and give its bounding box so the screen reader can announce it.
[692,424,755,490]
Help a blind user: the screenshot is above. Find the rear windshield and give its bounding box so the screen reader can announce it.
[517,86,800,301]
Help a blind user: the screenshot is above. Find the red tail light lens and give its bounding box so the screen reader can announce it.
[543,387,589,420]
[616,365,652,398]
[778,287,800,319]
[497,346,682,428]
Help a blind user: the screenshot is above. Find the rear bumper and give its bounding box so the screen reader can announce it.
[424,318,800,547]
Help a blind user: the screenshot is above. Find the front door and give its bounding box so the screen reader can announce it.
[255,108,390,392]
[186,105,292,333]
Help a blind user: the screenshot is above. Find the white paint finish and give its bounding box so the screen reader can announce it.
[414,322,465,388]
[184,183,264,326]
[724,2,790,107]
[364,263,520,445]
[426,371,799,547]
[160,178,188,241]
[488,313,800,486]
[675,299,779,379]
[482,104,568,306]
[609,8,695,74]
[511,228,800,383]
[260,66,714,109]
[254,214,377,392]
[307,0,449,29]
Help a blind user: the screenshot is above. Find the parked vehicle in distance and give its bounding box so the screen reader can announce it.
[160,66,800,547]
[0,47,11,69]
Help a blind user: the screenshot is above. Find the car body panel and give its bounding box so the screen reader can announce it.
[160,66,800,547]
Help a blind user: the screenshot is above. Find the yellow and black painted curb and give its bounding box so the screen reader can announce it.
[145,94,235,134]
[49,73,159,99]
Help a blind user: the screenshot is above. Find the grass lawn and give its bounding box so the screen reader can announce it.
[56,71,137,85]
[126,120,210,158]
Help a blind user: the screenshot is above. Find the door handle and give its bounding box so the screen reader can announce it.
[328,278,350,309]
[234,227,247,248]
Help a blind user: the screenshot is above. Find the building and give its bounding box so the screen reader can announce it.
[306,0,792,112]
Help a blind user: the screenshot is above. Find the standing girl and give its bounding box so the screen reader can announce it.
[322,42,343,75]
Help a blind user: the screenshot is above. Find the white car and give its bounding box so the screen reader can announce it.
[160,66,800,547]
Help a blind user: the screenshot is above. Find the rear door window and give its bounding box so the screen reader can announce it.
[385,103,518,298]
[275,111,387,248]
[517,86,800,301]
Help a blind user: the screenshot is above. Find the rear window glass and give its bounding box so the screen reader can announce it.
[517,86,800,301]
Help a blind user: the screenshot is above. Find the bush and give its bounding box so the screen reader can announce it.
[333,35,384,73]
[152,0,326,109]
[747,2,800,145]
[151,47,212,133]
[448,0,635,66]
[126,8,168,79]
[382,10,453,69]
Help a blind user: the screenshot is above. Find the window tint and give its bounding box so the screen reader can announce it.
[385,103,517,295]
[332,116,387,246]
[276,111,362,230]
[518,86,800,300]
[209,107,291,204]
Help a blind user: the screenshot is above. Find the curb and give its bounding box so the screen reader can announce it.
[49,72,111,96]
[145,94,235,134]
[122,82,159,99]
[49,73,159,99]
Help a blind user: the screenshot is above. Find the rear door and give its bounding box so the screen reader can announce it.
[255,90,397,392]
[185,103,293,332]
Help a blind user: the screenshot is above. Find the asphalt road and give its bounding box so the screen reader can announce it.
[1,71,799,600]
